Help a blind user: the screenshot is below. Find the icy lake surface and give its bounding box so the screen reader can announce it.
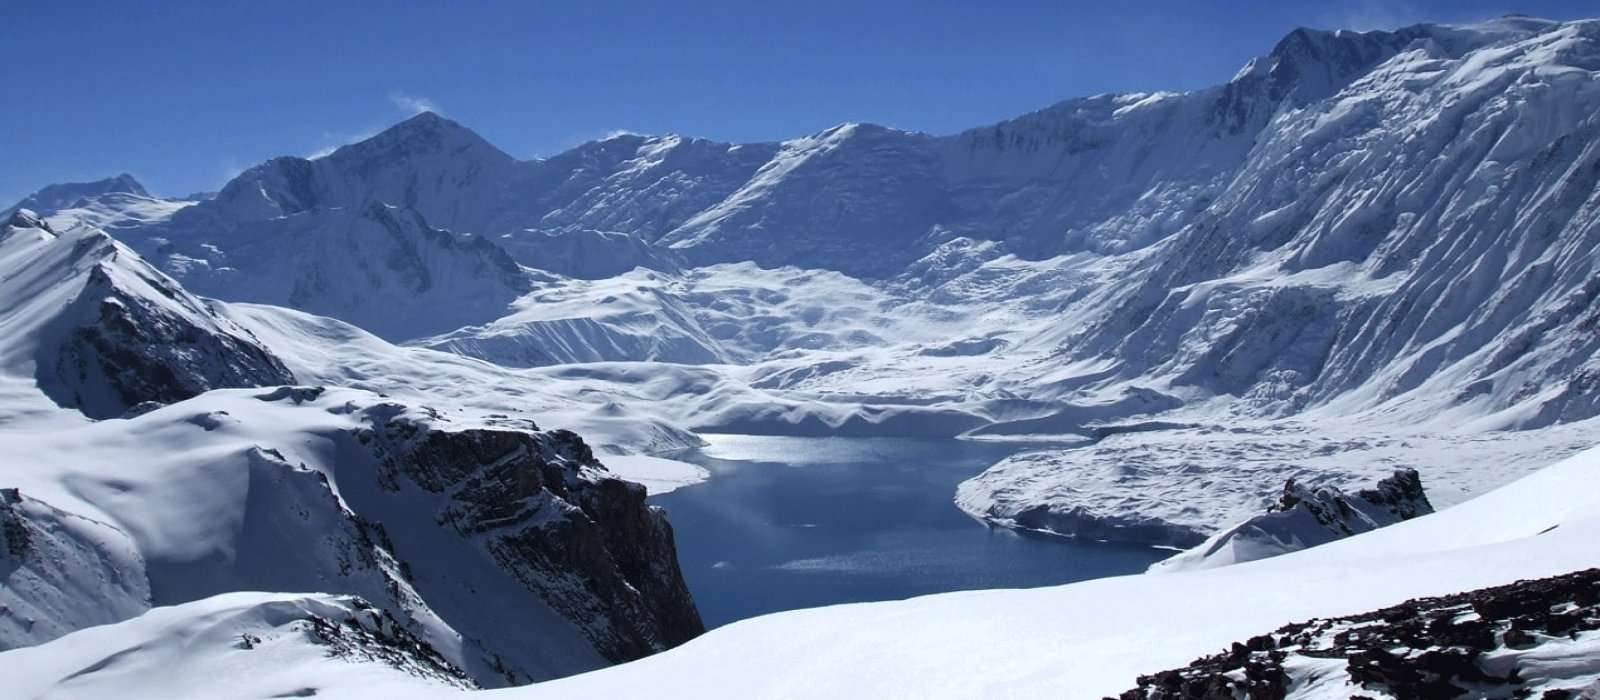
[654,435,1166,627]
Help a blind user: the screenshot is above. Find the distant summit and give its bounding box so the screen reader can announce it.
[320,110,515,167]
[5,173,149,217]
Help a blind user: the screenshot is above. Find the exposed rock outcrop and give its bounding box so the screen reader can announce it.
[1117,568,1600,699]
[354,404,705,663]
[47,260,295,418]
[1150,469,1433,572]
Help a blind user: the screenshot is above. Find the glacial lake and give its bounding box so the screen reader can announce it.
[653,434,1167,628]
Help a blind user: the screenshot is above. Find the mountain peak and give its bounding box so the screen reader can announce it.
[6,174,151,218]
[328,111,514,166]
[105,173,148,195]
[5,208,45,230]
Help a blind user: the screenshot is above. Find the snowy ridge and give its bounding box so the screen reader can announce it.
[1,593,472,699]
[1148,468,1433,572]
[0,213,706,683]
[0,209,292,420]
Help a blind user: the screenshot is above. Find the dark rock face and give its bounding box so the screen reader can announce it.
[0,489,30,560]
[1155,469,1436,572]
[44,252,294,418]
[1354,468,1433,521]
[1116,568,1600,700]
[356,407,704,665]
[1274,468,1434,535]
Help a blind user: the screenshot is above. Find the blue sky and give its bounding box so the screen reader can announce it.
[3,0,1594,204]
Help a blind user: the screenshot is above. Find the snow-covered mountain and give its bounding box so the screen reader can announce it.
[952,17,1600,543]
[12,16,1592,538]
[3,174,196,235]
[0,209,293,420]
[149,201,531,340]
[4,174,149,218]
[65,16,1591,412]
[0,212,705,685]
[10,13,1596,518]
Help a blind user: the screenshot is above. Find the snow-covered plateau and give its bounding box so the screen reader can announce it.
[3,12,1600,699]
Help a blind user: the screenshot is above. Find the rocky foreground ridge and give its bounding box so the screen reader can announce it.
[1118,568,1600,699]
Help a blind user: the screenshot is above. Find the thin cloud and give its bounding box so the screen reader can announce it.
[306,129,378,159]
[389,92,442,116]
[219,161,244,185]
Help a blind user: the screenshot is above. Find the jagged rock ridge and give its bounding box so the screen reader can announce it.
[1,210,293,419]
[1151,469,1434,572]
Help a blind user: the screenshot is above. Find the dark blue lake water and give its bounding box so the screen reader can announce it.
[652,435,1166,628]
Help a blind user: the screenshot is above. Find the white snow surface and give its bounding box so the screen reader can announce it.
[0,593,463,699]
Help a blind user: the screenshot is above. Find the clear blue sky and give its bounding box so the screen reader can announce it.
[3,0,1594,204]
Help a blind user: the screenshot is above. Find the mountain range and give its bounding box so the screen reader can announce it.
[3,13,1600,699]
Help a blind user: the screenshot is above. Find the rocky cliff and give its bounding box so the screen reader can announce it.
[1150,469,1435,572]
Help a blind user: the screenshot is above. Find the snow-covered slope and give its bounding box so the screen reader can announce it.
[1116,567,1600,698]
[0,593,471,699]
[140,201,531,340]
[953,17,1600,542]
